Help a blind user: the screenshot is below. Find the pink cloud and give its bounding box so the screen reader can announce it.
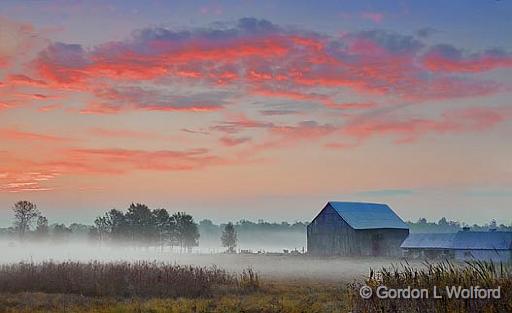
[88,128,160,139]
[0,128,69,142]
[342,106,511,143]
[423,45,512,73]
[6,74,47,87]
[220,136,252,146]
[65,148,231,172]
[18,18,505,116]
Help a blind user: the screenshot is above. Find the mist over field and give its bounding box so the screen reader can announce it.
[0,239,406,281]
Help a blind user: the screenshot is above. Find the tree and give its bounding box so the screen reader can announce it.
[52,223,72,241]
[438,217,448,226]
[152,208,173,250]
[173,212,199,252]
[94,215,111,242]
[221,222,237,253]
[125,203,155,244]
[12,201,40,239]
[69,223,91,237]
[35,215,49,237]
[105,209,128,241]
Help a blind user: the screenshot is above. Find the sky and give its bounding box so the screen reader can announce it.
[1,0,512,226]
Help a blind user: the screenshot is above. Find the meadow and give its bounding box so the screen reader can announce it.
[0,255,510,312]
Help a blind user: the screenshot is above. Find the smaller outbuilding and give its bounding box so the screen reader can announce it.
[401,230,512,262]
[450,230,512,262]
[401,233,456,259]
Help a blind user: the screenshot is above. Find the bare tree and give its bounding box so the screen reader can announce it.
[12,201,40,239]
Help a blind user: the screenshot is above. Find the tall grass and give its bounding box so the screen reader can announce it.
[350,260,512,313]
[0,261,258,298]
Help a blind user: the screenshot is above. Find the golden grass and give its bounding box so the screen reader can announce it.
[350,260,512,313]
[0,261,251,298]
[0,282,349,313]
[1,260,510,312]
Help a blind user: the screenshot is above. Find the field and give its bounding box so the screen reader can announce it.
[0,241,510,312]
[0,259,510,313]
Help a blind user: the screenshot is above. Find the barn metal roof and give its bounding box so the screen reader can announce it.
[400,231,512,250]
[401,233,455,249]
[328,201,409,230]
[450,231,512,250]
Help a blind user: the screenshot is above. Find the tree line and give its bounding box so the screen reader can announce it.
[408,217,512,233]
[5,201,243,252]
[5,201,201,251]
[92,203,199,251]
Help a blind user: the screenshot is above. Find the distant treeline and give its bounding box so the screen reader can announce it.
[408,217,512,233]
[1,201,309,251]
[1,201,510,248]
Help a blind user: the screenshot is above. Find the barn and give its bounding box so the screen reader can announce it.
[307,202,409,257]
[401,230,512,262]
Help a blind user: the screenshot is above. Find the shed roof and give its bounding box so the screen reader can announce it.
[328,201,409,230]
[400,231,512,250]
[401,233,455,249]
[450,231,512,250]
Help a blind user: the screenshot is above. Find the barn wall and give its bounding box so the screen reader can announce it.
[307,204,357,256]
[355,229,409,257]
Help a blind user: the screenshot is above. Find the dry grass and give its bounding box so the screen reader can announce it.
[0,283,349,313]
[2,259,510,312]
[0,260,350,312]
[0,261,247,298]
[350,260,512,313]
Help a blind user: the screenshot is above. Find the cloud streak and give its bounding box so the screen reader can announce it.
[20,18,507,116]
